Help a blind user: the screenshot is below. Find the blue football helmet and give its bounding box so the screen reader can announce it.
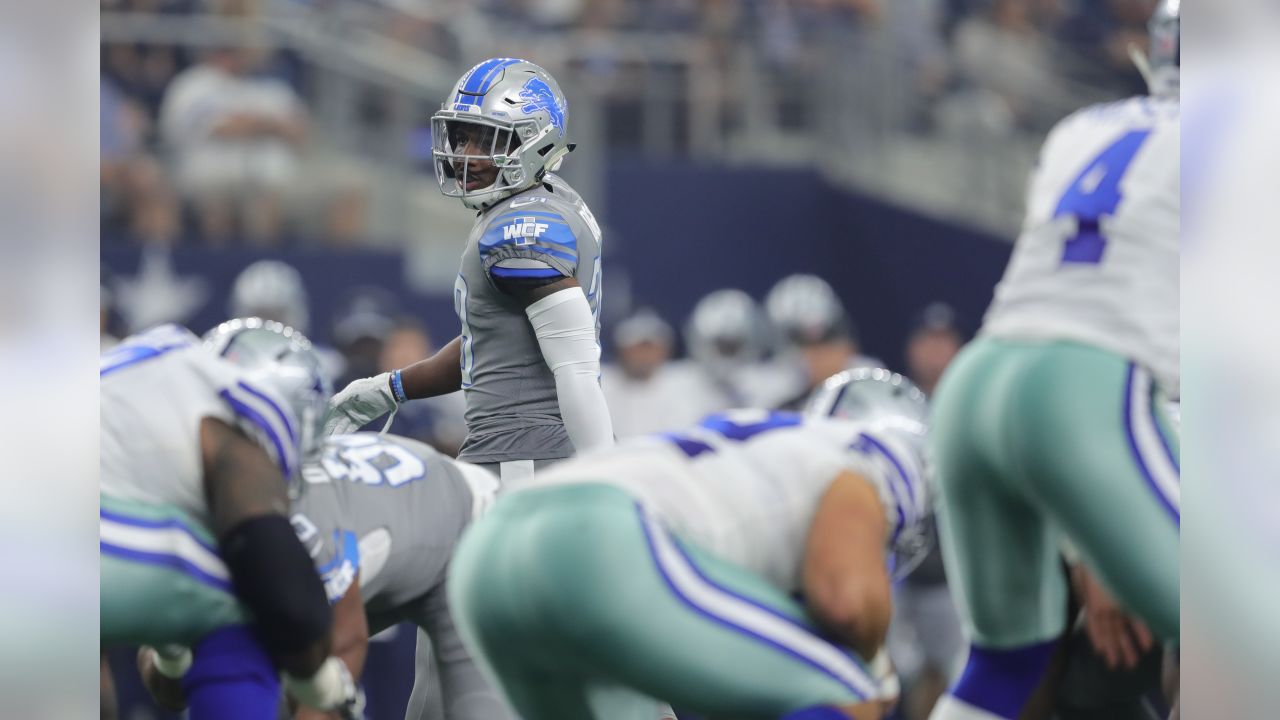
[431,58,573,210]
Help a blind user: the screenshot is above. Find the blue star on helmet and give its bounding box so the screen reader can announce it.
[518,77,566,137]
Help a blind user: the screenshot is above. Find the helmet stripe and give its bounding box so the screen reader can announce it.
[461,57,521,97]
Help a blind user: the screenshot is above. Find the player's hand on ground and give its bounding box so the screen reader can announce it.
[324,373,397,435]
[1071,564,1153,670]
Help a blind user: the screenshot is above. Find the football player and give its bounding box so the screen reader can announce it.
[139,431,515,720]
[447,369,930,720]
[101,320,362,719]
[324,58,612,486]
[927,4,1180,719]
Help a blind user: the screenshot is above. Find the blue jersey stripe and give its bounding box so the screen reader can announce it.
[219,389,295,479]
[236,381,299,445]
[99,508,219,556]
[101,542,233,594]
[461,58,520,97]
[481,241,577,264]
[489,266,564,279]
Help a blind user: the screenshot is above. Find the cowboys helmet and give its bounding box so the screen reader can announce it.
[229,260,310,335]
[1137,0,1179,98]
[204,318,332,480]
[765,274,852,347]
[431,58,572,211]
[807,367,933,579]
[685,289,769,369]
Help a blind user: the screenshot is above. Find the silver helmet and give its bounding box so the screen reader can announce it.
[229,260,309,335]
[807,367,932,580]
[1135,0,1179,98]
[204,318,332,479]
[684,289,769,369]
[765,274,851,347]
[431,58,573,211]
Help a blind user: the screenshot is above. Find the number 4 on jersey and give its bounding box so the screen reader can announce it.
[1055,129,1152,265]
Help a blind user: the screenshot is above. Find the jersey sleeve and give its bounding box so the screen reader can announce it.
[478,208,581,281]
[213,369,304,481]
[841,430,928,548]
[289,482,361,605]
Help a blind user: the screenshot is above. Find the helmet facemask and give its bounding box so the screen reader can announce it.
[432,113,548,210]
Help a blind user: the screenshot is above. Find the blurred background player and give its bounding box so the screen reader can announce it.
[324,58,613,485]
[683,288,783,408]
[101,320,362,719]
[767,275,884,411]
[447,369,932,720]
[229,259,347,383]
[928,4,1180,720]
[603,308,726,438]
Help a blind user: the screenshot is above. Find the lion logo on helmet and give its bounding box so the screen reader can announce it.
[518,77,567,137]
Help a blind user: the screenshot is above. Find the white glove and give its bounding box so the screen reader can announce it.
[285,656,367,719]
[324,372,397,436]
[145,644,193,679]
[870,648,900,704]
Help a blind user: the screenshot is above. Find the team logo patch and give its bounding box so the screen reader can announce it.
[503,216,550,244]
[518,77,567,137]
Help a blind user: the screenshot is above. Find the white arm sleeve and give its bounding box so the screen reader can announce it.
[525,287,614,453]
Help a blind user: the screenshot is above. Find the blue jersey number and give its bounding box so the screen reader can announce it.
[663,410,804,458]
[1055,129,1152,265]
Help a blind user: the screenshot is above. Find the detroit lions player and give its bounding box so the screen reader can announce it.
[324,58,612,486]
[138,431,514,720]
[928,5,1179,720]
[102,320,362,719]
[447,369,930,720]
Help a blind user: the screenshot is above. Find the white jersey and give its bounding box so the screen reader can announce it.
[100,325,301,527]
[528,410,927,592]
[982,96,1179,394]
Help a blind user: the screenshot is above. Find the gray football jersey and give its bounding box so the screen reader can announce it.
[290,433,482,628]
[453,173,604,463]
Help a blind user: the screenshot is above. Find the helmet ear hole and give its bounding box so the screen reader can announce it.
[537,143,554,157]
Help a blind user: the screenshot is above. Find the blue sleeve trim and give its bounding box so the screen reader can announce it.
[236,381,298,445]
[219,389,295,479]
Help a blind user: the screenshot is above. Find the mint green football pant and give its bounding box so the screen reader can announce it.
[447,484,884,720]
[101,494,251,647]
[930,338,1179,649]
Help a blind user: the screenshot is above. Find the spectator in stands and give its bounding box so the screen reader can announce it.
[159,42,308,245]
[952,0,1070,130]
[102,77,182,246]
[602,309,726,437]
[888,302,967,720]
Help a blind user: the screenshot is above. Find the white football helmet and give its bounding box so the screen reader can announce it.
[765,274,851,346]
[431,58,573,211]
[1133,0,1179,98]
[684,289,769,370]
[204,318,332,477]
[229,260,309,335]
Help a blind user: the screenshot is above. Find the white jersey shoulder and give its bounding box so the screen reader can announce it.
[530,410,925,591]
[983,96,1180,394]
[100,325,301,523]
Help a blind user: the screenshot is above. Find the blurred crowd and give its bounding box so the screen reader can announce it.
[102,0,1156,248]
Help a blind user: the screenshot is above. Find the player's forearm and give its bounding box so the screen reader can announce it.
[554,370,615,452]
[399,336,463,400]
[526,288,614,452]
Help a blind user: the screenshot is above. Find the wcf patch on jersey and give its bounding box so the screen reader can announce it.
[502,216,550,245]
